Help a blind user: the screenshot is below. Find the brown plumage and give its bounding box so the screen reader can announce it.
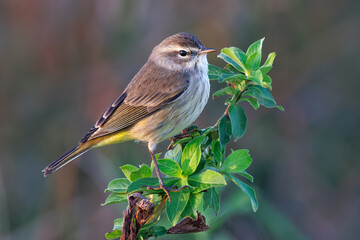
[42,32,215,201]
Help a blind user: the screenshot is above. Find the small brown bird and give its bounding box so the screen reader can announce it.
[42,32,215,200]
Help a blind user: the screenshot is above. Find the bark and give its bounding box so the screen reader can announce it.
[167,212,209,234]
[120,193,154,240]
[120,194,209,239]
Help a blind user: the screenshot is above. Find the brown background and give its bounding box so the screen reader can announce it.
[1,0,359,239]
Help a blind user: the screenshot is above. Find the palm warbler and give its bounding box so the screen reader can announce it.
[43,32,215,201]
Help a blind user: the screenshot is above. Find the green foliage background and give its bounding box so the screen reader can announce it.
[1,1,359,240]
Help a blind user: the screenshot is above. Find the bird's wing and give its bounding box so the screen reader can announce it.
[81,60,190,142]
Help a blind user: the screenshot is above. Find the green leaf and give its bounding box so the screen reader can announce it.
[262,75,272,90]
[202,135,212,147]
[105,230,121,240]
[221,149,252,173]
[127,177,180,194]
[225,98,232,104]
[164,144,182,164]
[217,73,234,82]
[102,193,127,206]
[120,164,139,181]
[166,191,190,226]
[139,222,156,234]
[105,178,131,193]
[228,174,258,212]
[208,64,231,80]
[173,137,192,146]
[218,48,246,72]
[191,183,215,193]
[113,218,123,231]
[211,140,222,163]
[259,65,273,75]
[247,85,278,108]
[158,159,182,177]
[188,170,227,186]
[155,153,161,160]
[238,170,254,182]
[218,116,231,147]
[193,158,206,176]
[264,52,276,66]
[181,135,205,176]
[129,164,152,182]
[224,64,239,73]
[247,69,263,85]
[204,187,220,214]
[246,38,264,56]
[229,47,247,65]
[181,193,202,219]
[213,86,235,98]
[218,73,248,83]
[153,226,167,237]
[239,97,260,110]
[202,192,210,212]
[228,104,247,140]
[245,52,261,72]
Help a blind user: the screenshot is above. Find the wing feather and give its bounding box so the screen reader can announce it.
[81,60,190,142]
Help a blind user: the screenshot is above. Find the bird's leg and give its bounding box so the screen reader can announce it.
[148,148,171,201]
[146,149,188,202]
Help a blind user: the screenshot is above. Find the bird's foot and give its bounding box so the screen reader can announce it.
[146,184,188,202]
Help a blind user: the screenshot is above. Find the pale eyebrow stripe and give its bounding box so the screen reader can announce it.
[164,44,199,52]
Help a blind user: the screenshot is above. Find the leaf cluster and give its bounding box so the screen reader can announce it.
[104,38,281,239]
[210,38,283,111]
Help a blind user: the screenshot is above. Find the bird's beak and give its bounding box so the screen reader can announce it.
[200,48,216,55]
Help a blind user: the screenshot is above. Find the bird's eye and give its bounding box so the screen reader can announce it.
[179,50,188,57]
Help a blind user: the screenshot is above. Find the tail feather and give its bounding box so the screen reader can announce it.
[42,143,92,176]
[43,130,132,176]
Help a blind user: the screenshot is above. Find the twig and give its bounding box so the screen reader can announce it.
[214,88,247,127]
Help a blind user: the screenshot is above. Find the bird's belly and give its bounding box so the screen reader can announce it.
[130,75,210,145]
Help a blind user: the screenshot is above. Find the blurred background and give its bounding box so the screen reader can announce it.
[1,0,359,239]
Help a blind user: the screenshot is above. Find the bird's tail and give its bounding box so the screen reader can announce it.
[42,141,95,176]
[43,130,134,176]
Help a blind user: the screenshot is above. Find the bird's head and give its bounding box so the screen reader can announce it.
[150,32,216,72]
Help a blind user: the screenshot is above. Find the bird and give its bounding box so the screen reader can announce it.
[42,32,215,201]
